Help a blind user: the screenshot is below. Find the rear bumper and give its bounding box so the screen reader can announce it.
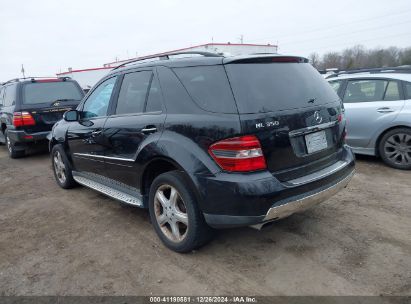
[199,145,355,228]
[7,130,50,144]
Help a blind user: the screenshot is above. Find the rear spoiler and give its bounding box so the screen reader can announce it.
[223,55,308,64]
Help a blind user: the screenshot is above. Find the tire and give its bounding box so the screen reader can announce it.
[379,128,411,170]
[148,170,213,253]
[5,130,25,158]
[51,144,77,189]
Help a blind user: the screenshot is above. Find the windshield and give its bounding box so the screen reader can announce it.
[22,82,83,105]
[225,62,340,114]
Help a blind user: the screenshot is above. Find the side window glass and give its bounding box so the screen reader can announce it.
[157,66,196,114]
[116,71,152,115]
[343,80,387,103]
[146,75,163,112]
[329,81,341,94]
[4,85,16,106]
[82,77,117,119]
[405,82,411,100]
[383,81,400,101]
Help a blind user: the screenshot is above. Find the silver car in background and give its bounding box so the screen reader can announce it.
[327,67,411,170]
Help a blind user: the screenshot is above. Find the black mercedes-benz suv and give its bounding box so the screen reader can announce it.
[49,52,355,252]
[0,77,84,158]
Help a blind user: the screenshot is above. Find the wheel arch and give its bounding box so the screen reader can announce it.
[375,125,411,156]
[140,156,204,210]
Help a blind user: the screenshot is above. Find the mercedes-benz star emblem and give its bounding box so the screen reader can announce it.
[314,111,323,124]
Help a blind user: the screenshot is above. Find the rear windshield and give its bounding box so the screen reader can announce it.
[225,63,339,113]
[173,65,237,113]
[22,82,83,105]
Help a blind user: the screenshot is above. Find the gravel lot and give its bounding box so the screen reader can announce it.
[0,147,410,296]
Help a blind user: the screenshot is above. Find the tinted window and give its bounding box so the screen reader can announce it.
[173,66,237,113]
[343,79,398,103]
[82,77,117,119]
[225,63,338,113]
[405,82,411,99]
[146,75,163,112]
[4,85,16,106]
[156,66,197,114]
[116,71,152,115]
[384,81,400,101]
[22,82,83,105]
[329,81,342,94]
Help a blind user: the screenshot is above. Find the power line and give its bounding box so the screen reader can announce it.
[280,19,411,47]
[251,7,411,42]
[289,32,411,54]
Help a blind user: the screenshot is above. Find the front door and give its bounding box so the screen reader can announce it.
[103,70,166,188]
[342,79,405,148]
[67,76,118,175]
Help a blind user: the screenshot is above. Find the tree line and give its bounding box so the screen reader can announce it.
[309,45,411,71]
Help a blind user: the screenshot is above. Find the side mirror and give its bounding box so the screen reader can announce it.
[63,110,79,122]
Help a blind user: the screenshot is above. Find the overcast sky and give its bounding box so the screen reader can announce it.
[1,0,411,81]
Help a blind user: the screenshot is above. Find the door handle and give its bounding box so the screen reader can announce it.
[377,107,394,113]
[141,126,157,134]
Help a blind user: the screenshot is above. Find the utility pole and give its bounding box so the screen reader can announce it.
[21,64,25,78]
[238,34,244,44]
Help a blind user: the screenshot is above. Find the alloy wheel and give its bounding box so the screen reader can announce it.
[53,151,67,184]
[154,184,189,243]
[384,133,411,166]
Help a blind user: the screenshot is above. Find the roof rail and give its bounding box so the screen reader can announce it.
[327,66,411,78]
[2,76,71,85]
[112,51,222,71]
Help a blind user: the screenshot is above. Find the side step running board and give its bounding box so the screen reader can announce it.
[73,175,143,207]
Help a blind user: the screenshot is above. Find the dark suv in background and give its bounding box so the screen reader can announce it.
[0,77,84,158]
[49,52,355,252]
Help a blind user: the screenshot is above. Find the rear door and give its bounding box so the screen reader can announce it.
[342,78,405,148]
[19,80,84,133]
[224,58,345,181]
[102,69,166,187]
[67,76,118,175]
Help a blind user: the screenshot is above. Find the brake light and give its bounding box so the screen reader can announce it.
[208,135,267,172]
[13,112,36,127]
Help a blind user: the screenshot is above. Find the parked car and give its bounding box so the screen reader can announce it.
[0,77,84,158]
[327,67,411,169]
[49,52,355,252]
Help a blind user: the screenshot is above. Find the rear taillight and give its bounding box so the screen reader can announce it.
[13,112,36,127]
[208,135,267,172]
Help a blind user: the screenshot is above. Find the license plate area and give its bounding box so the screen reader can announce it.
[305,130,328,154]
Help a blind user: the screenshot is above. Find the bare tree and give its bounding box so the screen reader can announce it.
[313,45,407,70]
[308,52,320,69]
